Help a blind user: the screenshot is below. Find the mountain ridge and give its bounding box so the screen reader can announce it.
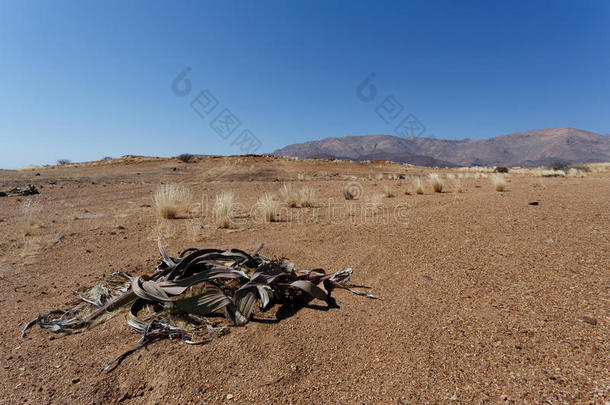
[273,127,610,167]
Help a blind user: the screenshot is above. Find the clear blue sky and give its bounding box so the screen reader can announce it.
[1,0,609,169]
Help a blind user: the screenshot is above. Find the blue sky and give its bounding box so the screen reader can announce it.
[1,0,609,169]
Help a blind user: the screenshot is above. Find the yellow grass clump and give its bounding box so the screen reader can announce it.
[153,184,192,219]
[428,173,443,193]
[21,200,42,236]
[415,178,424,194]
[279,184,299,207]
[299,187,316,207]
[382,184,395,198]
[491,175,506,192]
[213,191,235,228]
[258,193,279,222]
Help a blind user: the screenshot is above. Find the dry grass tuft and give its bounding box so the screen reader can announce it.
[428,173,443,193]
[153,184,192,219]
[415,178,424,194]
[299,187,316,207]
[455,182,463,193]
[21,200,42,235]
[279,184,299,207]
[491,175,506,192]
[382,184,395,198]
[213,191,235,228]
[258,193,279,222]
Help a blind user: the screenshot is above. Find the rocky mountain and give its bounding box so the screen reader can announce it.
[273,128,610,167]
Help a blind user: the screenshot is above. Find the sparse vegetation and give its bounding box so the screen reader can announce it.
[21,200,42,236]
[153,184,193,219]
[494,166,509,173]
[177,153,195,163]
[258,193,279,222]
[549,161,569,172]
[415,178,424,194]
[382,184,395,198]
[299,187,316,207]
[428,173,443,193]
[213,191,235,228]
[280,184,299,207]
[491,174,506,192]
[57,159,71,165]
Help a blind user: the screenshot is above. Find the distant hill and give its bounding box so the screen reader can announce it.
[273,128,610,167]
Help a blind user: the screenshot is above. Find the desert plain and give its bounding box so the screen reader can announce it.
[0,155,608,404]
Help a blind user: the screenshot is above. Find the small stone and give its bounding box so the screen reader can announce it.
[226,394,234,400]
[582,316,597,325]
[72,377,80,384]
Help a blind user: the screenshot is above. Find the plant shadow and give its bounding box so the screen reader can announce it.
[250,295,339,325]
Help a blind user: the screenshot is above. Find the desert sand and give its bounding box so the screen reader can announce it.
[0,155,608,404]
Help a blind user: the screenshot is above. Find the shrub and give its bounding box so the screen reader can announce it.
[213,191,235,228]
[177,153,195,163]
[299,187,316,207]
[153,184,192,219]
[494,166,509,173]
[279,184,298,207]
[415,178,424,195]
[428,173,443,193]
[549,161,569,171]
[57,159,71,165]
[258,193,279,222]
[491,175,506,192]
[382,184,395,198]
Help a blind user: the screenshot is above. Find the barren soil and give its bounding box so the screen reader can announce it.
[0,156,608,404]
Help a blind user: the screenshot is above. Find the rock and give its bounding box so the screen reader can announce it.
[528,201,539,205]
[71,377,80,384]
[582,316,597,325]
[226,394,234,400]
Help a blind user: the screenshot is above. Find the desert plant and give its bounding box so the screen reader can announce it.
[382,184,395,198]
[375,173,384,180]
[24,242,376,372]
[258,193,279,222]
[455,182,463,193]
[176,153,195,163]
[494,166,509,173]
[491,175,506,192]
[428,173,443,193]
[299,187,316,207]
[415,178,424,194]
[21,200,42,236]
[279,184,298,207]
[57,159,71,165]
[153,184,192,219]
[549,161,569,171]
[213,191,235,228]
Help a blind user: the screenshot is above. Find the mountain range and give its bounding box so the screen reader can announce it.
[273,128,610,167]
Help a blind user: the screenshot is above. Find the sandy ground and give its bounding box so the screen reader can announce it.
[0,156,608,404]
